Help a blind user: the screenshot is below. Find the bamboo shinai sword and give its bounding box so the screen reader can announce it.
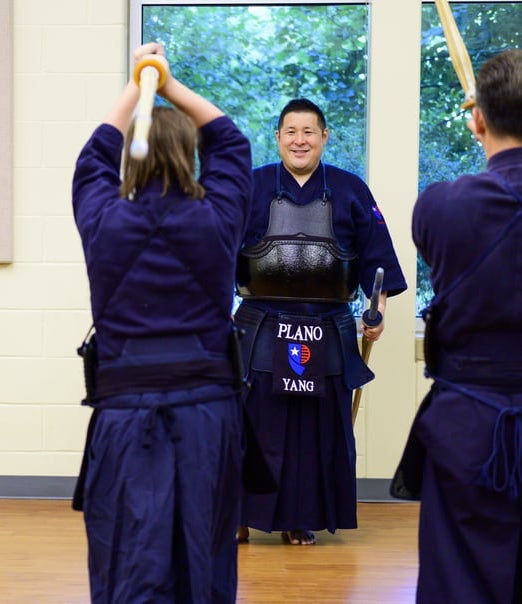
[130,56,168,160]
[434,0,476,109]
[352,267,384,424]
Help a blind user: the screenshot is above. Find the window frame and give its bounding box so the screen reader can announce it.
[0,0,12,264]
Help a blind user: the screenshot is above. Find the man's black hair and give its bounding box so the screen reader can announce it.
[277,98,327,130]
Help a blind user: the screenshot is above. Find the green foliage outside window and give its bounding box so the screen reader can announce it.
[417,2,521,313]
[143,3,370,314]
[141,2,521,315]
[143,3,369,176]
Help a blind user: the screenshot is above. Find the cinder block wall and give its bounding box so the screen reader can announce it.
[0,0,127,480]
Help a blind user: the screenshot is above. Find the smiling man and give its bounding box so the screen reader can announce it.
[234,98,407,546]
[275,106,329,184]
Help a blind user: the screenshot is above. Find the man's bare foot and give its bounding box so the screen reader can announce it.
[237,525,249,543]
[281,530,316,545]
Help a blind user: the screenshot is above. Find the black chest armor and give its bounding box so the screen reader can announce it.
[236,186,359,303]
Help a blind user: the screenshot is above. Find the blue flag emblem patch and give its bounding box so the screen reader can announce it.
[288,343,311,376]
[273,315,326,397]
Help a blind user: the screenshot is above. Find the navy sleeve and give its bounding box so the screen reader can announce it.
[198,116,253,242]
[72,124,125,246]
[327,167,407,299]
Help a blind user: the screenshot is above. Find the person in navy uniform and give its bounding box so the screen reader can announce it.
[235,98,407,545]
[391,49,522,603]
[72,43,252,603]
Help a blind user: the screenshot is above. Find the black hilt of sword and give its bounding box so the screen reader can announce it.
[362,267,384,327]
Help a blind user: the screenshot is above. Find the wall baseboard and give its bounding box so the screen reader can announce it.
[0,476,403,502]
[0,475,77,499]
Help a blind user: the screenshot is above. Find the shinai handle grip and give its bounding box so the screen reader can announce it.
[130,57,168,160]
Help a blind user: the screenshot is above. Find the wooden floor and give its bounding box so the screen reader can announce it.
[0,499,419,603]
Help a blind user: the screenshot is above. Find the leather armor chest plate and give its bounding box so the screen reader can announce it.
[236,196,359,302]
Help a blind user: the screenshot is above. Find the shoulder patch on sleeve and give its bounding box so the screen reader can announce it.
[372,204,385,225]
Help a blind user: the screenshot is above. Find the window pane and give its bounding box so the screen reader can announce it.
[417,1,522,314]
[141,2,370,313]
[142,3,369,175]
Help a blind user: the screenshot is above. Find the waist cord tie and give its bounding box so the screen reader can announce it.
[429,373,522,499]
[142,405,184,448]
[476,406,522,499]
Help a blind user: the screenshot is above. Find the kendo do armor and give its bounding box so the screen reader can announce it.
[236,196,359,302]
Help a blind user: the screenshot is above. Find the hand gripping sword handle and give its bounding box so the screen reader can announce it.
[362,267,384,327]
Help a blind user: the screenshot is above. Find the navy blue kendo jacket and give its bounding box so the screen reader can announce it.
[73,116,252,368]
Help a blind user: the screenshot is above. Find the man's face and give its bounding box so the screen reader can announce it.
[276,111,329,180]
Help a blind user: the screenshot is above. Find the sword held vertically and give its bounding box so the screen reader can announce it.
[130,57,168,160]
[434,0,476,109]
[352,267,384,424]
